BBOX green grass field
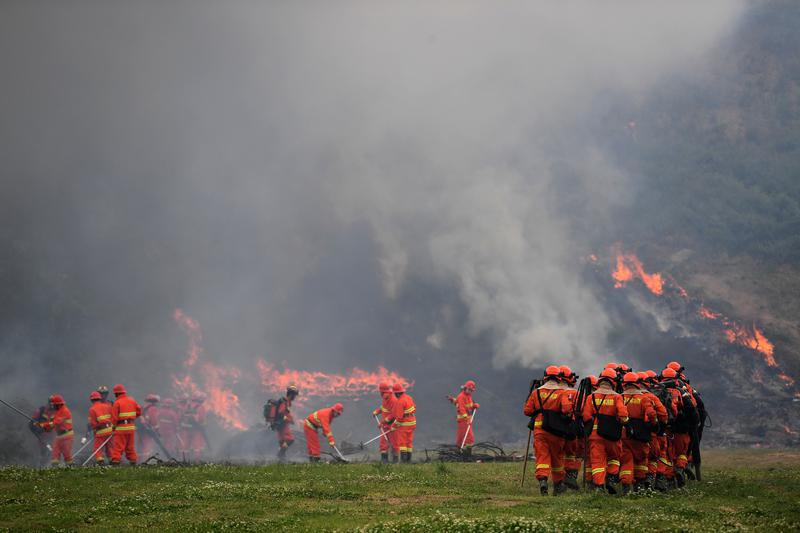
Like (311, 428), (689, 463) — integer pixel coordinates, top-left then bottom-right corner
(1, 449), (798, 532)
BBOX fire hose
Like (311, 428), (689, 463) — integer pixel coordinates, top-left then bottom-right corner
(81, 434), (114, 466)
(0, 398), (53, 451)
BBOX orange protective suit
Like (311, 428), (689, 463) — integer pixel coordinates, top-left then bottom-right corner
(523, 382), (573, 482)
(581, 386), (629, 486)
(643, 390), (668, 475)
(620, 389), (656, 486)
(304, 407), (337, 459)
(43, 404), (74, 465)
(180, 401), (207, 461)
(391, 393), (416, 454)
(373, 393), (398, 456)
(110, 394), (141, 464)
(273, 397), (295, 450)
(139, 403), (160, 458)
(454, 391), (478, 449)
(88, 401), (114, 463)
(157, 404), (180, 456)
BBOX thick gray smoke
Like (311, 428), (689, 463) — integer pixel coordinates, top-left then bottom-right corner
(0, 1), (744, 438)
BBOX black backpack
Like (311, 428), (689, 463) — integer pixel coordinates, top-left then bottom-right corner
(591, 395), (622, 442)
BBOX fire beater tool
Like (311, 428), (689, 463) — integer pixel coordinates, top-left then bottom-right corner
(0, 398), (53, 451)
(520, 378), (542, 487)
(331, 444), (349, 463)
(81, 434), (114, 466)
(460, 409), (477, 451)
(72, 435), (96, 459)
(361, 427), (393, 449)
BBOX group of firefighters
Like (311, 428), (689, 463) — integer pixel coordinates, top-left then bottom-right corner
(19, 359), (706, 501)
(522, 361), (706, 495)
(28, 384), (211, 466)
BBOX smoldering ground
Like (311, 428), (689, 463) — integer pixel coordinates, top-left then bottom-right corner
(0, 1), (746, 459)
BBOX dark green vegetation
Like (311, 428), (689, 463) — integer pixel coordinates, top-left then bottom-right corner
(0, 449), (798, 531)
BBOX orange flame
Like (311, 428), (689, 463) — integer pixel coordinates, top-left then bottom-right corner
(173, 308), (202, 367)
(257, 360), (412, 403)
(698, 306), (721, 320)
(173, 309), (246, 431)
(724, 323), (776, 367)
(611, 248), (663, 295)
(778, 373), (795, 387)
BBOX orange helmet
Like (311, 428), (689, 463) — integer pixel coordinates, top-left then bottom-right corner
(623, 372), (640, 385)
(587, 375), (599, 387)
(112, 384), (126, 395)
(145, 394), (160, 403)
(378, 382), (391, 393)
(464, 380), (476, 390)
(619, 363), (630, 372)
(661, 368), (678, 379)
(637, 371), (649, 381)
(605, 362), (617, 369)
(49, 394), (65, 406)
(89, 391), (102, 401)
(667, 361), (682, 371)
(599, 368), (617, 382)
(544, 365), (560, 380)
(392, 383), (406, 393)
(559, 365), (572, 376)
(332, 403), (344, 414)
(645, 370), (657, 379)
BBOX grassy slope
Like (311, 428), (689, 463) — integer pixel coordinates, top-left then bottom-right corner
(0, 449), (798, 532)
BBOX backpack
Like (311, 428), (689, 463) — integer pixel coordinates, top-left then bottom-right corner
(591, 395), (622, 441)
(264, 399), (286, 428)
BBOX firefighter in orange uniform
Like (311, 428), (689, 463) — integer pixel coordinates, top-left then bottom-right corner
(270, 384), (299, 462)
(181, 393), (208, 462)
(139, 394), (160, 459)
(110, 384), (142, 465)
(523, 366), (574, 495)
(157, 398), (180, 457)
(662, 366), (696, 487)
(304, 403), (343, 462)
(641, 370), (668, 490)
(373, 382), (398, 463)
(40, 394), (74, 466)
(451, 380), (479, 457)
(29, 402), (55, 467)
(88, 391), (114, 464)
(391, 383), (417, 463)
(559, 366), (582, 490)
(581, 368), (629, 493)
(620, 372), (657, 494)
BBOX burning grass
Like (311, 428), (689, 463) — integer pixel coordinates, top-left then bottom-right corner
(0, 449), (798, 531)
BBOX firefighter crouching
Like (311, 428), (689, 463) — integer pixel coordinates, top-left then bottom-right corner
(110, 384), (141, 465)
(88, 391), (114, 464)
(391, 383), (417, 463)
(523, 366), (574, 495)
(39, 394), (74, 466)
(373, 382), (398, 463)
(304, 403), (343, 462)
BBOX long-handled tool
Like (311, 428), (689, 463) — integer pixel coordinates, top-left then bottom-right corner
(331, 444), (348, 463)
(460, 409), (477, 451)
(81, 434), (113, 466)
(0, 398), (52, 451)
(374, 414), (391, 447)
(361, 427), (393, 448)
(521, 430), (532, 487)
(72, 435), (95, 459)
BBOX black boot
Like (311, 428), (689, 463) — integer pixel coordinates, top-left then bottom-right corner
(538, 478), (549, 496)
(277, 447), (287, 463)
(675, 468), (686, 487)
(553, 481), (567, 496)
(381, 452), (389, 464)
(400, 452), (409, 463)
(461, 447), (472, 460)
(309, 456), (320, 463)
(654, 474), (668, 492)
(685, 464), (696, 480)
(621, 484), (632, 496)
(564, 470), (580, 490)
(644, 473), (655, 490)
(392, 451), (399, 463)
(605, 476), (618, 495)
(406, 452), (412, 463)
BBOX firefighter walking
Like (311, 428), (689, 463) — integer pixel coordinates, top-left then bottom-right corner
(110, 384), (141, 465)
(304, 403), (343, 462)
(619, 372), (656, 494)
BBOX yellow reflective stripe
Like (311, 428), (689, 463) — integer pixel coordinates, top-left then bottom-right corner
(534, 421), (543, 427)
(620, 417), (629, 423)
(305, 419), (316, 429)
(313, 412), (322, 425)
(403, 406), (416, 414)
(97, 414), (111, 420)
(535, 463), (550, 469)
(398, 446), (413, 452)
(395, 420), (416, 426)
(115, 425), (136, 431)
(325, 432), (333, 438)
(120, 411), (136, 418)
(678, 454), (688, 460)
(634, 465), (650, 471)
(64, 419), (73, 424)
(381, 407), (390, 412)
(551, 467), (564, 472)
(95, 427), (113, 436)
(456, 414), (469, 420)
(608, 460), (620, 466)
(592, 467), (606, 474)
(620, 470), (633, 475)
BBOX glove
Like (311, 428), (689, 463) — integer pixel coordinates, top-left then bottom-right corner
(473, 403), (480, 409)
(80, 437), (88, 445)
(329, 440), (336, 447)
